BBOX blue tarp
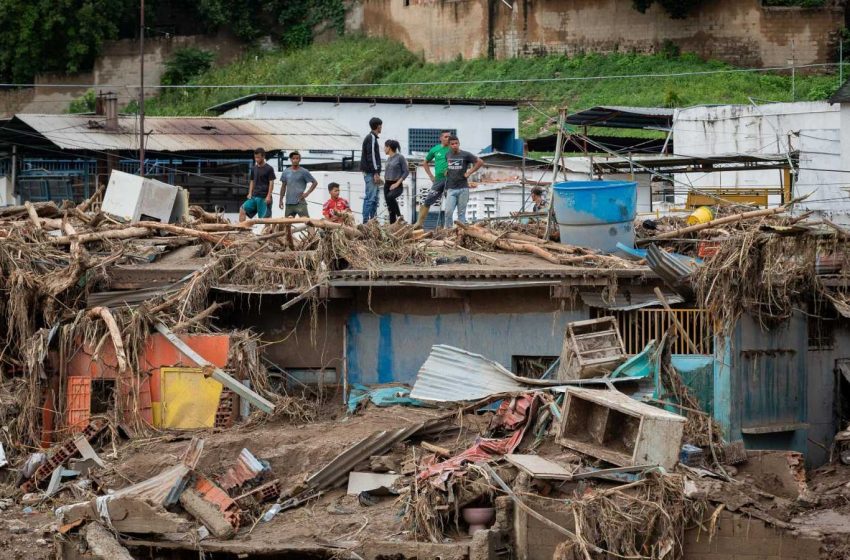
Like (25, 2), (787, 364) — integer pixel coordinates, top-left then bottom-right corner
(347, 384), (427, 413)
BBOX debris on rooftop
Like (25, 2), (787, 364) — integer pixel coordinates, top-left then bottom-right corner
(1, 169), (850, 559)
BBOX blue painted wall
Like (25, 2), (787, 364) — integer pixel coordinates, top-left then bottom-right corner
(346, 309), (584, 385)
(731, 313), (810, 459)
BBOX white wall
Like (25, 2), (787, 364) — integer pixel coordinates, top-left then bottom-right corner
(673, 102), (849, 223)
(221, 99), (520, 164)
(0, 177), (12, 206)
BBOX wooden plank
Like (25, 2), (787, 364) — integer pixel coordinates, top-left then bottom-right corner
(61, 498), (192, 535)
(82, 522), (134, 560)
(154, 323), (275, 414)
(505, 454), (574, 480)
(179, 488), (236, 539)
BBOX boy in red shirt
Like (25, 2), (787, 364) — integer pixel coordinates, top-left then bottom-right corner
(322, 182), (352, 224)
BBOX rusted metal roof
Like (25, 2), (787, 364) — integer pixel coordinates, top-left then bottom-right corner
(3, 114), (361, 153)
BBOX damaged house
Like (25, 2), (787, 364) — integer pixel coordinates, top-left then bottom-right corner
(2, 101), (850, 559)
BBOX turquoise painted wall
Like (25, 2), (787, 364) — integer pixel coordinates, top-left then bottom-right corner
(346, 310), (584, 385)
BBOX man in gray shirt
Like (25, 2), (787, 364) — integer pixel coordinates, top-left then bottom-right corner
(278, 151), (318, 217)
(443, 136), (483, 225)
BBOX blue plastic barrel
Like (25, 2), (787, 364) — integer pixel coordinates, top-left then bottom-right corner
(552, 180), (637, 253)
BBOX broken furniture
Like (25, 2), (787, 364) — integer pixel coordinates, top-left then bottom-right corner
(505, 454), (574, 481)
(557, 316), (627, 380)
(101, 170), (184, 224)
(556, 387), (685, 469)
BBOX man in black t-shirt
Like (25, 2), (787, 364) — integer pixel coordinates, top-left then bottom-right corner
(443, 136), (483, 225)
(240, 147), (276, 221)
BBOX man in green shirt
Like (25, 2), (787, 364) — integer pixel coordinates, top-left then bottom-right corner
(414, 130), (452, 229)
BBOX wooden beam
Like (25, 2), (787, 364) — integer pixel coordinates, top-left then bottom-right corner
(154, 323), (275, 414)
(179, 489), (236, 539)
(82, 522), (134, 560)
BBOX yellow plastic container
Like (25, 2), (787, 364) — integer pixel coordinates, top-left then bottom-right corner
(687, 206), (715, 226)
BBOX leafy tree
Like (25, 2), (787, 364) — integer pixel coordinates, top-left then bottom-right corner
(161, 47), (215, 85)
(195, 0), (346, 48)
(0, 0), (135, 83)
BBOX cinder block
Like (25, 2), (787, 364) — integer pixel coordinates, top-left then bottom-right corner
(741, 519), (777, 539)
(738, 538), (782, 556)
(781, 535), (822, 559)
(683, 531), (715, 553)
(683, 553), (729, 560)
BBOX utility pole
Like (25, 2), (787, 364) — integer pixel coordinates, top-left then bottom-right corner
(520, 141), (527, 212)
(790, 40), (796, 102)
(139, 0), (145, 176)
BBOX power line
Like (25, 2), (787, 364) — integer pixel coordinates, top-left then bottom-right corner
(0, 62), (838, 90)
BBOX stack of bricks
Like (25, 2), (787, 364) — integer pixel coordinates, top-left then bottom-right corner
(683, 511), (822, 560)
(214, 389), (236, 428)
(21, 419), (107, 493)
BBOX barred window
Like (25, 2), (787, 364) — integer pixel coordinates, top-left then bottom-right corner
(408, 128), (456, 153)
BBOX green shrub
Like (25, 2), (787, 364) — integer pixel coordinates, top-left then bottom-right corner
(161, 47), (216, 86)
(68, 90), (97, 114)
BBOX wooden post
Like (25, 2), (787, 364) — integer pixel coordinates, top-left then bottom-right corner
(544, 108), (566, 240)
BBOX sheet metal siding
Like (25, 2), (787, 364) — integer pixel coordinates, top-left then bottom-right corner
(346, 310), (584, 385)
(805, 323), (850, 467)
(732, 313), (808, 454)
(13, 115), (361, 152)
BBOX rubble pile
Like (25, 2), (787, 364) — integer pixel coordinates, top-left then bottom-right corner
(2, 186), (850, 560)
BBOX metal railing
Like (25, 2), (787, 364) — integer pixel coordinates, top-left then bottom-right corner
(593, 307), (714, 355)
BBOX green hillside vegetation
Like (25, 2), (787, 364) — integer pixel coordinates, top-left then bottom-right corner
(143, 36), (843, 138)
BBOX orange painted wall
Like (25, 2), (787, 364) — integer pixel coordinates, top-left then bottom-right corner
(60, 333), (231, 434)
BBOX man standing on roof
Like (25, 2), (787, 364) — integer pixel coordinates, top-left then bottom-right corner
(240, 147), (276, 222)
(360, 117), (383, 223)
(278, 151), (318, 218)
(413, 130), (452, 229)
(443, 135), (483, 225)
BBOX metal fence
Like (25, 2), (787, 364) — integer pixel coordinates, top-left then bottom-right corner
(593, 307), (714, 355)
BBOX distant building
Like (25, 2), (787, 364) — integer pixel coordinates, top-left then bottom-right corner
(0, 101), (360, 212)
(672, 101), (845, 221)
(208, 94), (522, 165)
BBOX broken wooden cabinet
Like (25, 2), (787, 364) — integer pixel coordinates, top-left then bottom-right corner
(557, 316), (626, 380)
(556, 387), (685, 469)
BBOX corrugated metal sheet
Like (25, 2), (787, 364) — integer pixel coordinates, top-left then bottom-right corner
(646, 244), (700, 295)
(580, 290), (684, 311)
(12, 114), (361, 153)
(305, 427), (419, 491)
(409, 345), (563, 403)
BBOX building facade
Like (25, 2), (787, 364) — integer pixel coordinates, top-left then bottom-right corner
(209, 94), (522, 162)
(671, 101), (848, 222)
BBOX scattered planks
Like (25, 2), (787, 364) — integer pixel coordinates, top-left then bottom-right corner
(237, 216), (362, 238)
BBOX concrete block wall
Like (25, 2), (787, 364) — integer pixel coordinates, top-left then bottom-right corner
(353, 0), (844, 68)
(684, 511), (822, 559)
(0, 31), (244, 115)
